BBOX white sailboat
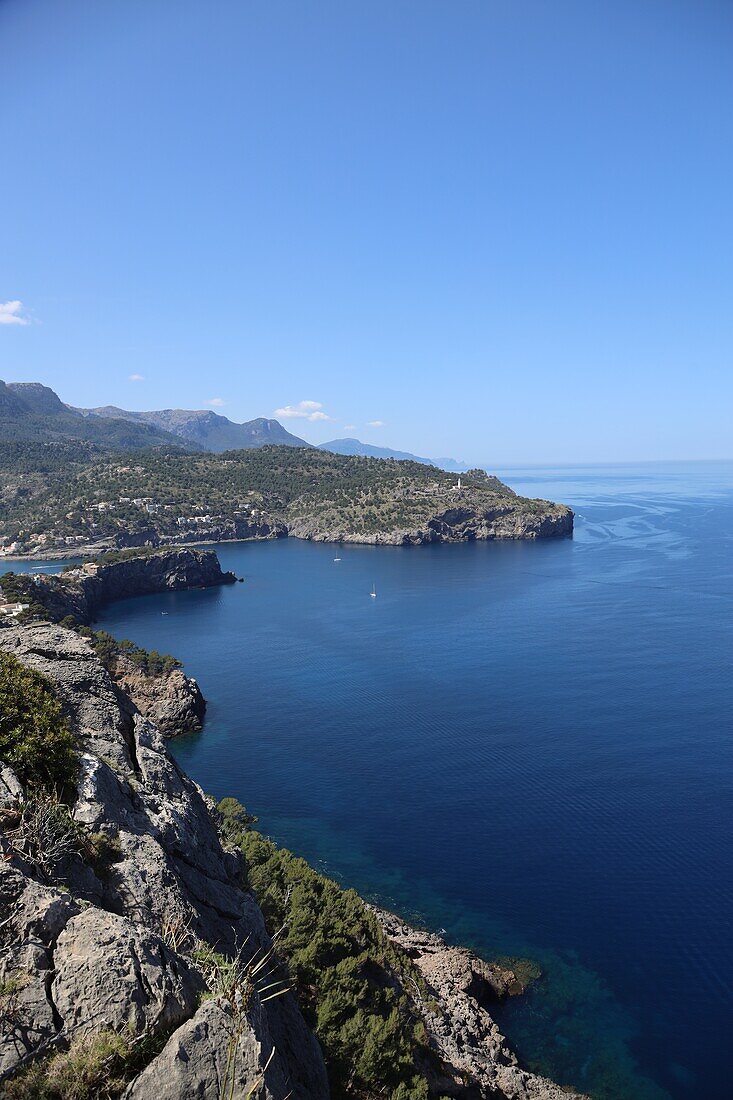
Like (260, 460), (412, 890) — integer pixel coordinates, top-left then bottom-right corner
(370, 583), (377, 598)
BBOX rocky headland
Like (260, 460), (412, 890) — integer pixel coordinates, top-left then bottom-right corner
(0, 547), (236, 625)
(286, 499), (573, 546)
(0, 444), (573, 558)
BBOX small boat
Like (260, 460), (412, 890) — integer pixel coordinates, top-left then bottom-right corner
(333, 557), (341, 562)
(370, 584), (377, 599)
(161, 612), (168, 616)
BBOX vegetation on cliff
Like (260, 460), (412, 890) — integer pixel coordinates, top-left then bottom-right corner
(74, 626), (182, 678)
(0, 651), (77, 792)
(3, 1026), (169, 1100)
(0, 440), (569, 553)
(218, 798), (439, 1100)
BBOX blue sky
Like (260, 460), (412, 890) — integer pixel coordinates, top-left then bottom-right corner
(1, 0), (731, 464)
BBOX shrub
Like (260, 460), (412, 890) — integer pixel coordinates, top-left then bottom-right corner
(73, 627), (181, 679)
(4, 792), (84, 881)
(4, 1029), (167, 1100)
(217, 796), (257, 843)
(225, 809), (440, 1100)
(0, 652), (77, 793)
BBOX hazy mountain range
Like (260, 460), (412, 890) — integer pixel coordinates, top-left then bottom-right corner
(0, 381), (189, 450)
(0, 379), (469, 470)
(80, 404), (307, 451)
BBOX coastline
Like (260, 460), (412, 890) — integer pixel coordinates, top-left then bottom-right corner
(0, 546), (586, 1097)
(0, 611), (585, 1099)
(1, 517), (573, 564)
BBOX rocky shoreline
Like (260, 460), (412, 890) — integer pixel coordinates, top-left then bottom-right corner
(0, 549), (585, 1098)
(0, 547), (236, 624)
(0, 619), (585, 1098)
(374, 911), (585, 1100)
(1, 499), (573, 561)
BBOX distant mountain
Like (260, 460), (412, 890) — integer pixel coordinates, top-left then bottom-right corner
(433, 456), (470, 473)
(318, 438), (434, 464)
(0, 381), (193, 450)
(2, 380), (471, 466)
(80, 406), (310, 453)
(319, 437), (471, 472)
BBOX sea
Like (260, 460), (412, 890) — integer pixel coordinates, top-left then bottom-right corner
(5, 461), (733, 1100)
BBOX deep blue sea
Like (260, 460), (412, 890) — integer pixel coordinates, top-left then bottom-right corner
(7, 462), (733, 1100)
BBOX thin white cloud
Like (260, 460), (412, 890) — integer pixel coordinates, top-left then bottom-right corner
(343, 424), (356, 431)
(128, 373), (145, 382)
(274, 400), (334, 423)
(206, 397), (225, 407)
(0, 300), (29, 326)
(367, 420), (385, 428)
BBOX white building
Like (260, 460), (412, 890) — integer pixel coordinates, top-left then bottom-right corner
(0, 602), (30, 618)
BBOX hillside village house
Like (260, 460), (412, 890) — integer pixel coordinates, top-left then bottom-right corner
(0, 602), (30, 618)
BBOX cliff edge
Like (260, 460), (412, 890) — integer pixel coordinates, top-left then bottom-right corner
(0, 621), (585, 1099)
(0, 547), (235, 625)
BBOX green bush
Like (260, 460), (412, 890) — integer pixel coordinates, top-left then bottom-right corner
(0, 652), (77, 792)
(4, 1028), (167, 1100)
(75, 627), (181, 678)
(218, 800), (438, 1100)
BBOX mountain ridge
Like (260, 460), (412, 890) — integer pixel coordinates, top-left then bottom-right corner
(78, 403), (311, 452)
(318, 436), (470, 471)
(0, 380), (195, 451)
(4, 380), (472, 468)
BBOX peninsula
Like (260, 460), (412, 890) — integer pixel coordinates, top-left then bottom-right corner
(0, 442), (572, 559)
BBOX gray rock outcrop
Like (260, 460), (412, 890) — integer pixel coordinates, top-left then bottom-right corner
(123, 998), (293, 1100)
(52, 908), (204, 1037)
(3, 547), (235, 625)
(375, 910), (587, 1100)
(0, 622), (328, 1098)
(106, 656), (206, 737)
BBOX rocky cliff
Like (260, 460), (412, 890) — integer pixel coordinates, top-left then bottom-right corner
(286, 500), (573, 545)
(0, 622), (328, 1098)
(0, 620), (586, 1099)
(103, 653), (206, 738)
(1, 547), (236, 625)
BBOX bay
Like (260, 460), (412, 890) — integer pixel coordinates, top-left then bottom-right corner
(7, 461), (733, 1099)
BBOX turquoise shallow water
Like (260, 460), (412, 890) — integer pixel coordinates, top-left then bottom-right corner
(8, 461), (733, 1099)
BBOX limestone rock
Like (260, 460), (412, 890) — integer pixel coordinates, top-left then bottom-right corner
(374, 909), (587, 1100)
(0, 864), (80, 1075)
(52, 908), (204, 1037)
(0, 764), (23, 809)
(107, 656), (206, 737)
(0, 622), (328, 1099)
(124, 998), (294, 1100)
